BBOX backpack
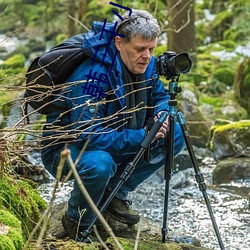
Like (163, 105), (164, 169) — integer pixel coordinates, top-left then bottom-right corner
(24, 34), (87, 115)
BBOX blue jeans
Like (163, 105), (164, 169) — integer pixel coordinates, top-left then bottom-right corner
(41, 123), (185, 226)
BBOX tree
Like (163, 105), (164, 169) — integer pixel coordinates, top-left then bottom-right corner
(166, 0), (196, 62)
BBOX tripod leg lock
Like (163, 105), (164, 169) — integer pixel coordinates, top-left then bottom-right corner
(195, 172), (207, 192)
(120, 162), (135, 182)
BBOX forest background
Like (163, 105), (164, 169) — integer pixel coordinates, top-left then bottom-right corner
(0, 1), (250, 249)
(0, 0), (250, 126)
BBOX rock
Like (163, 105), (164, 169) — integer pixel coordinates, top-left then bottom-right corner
(181, 89), (199, 105)
(170, 168), (193, 189)
(213, 157), (250, 184)
(209, 120), (250, 160)
(0, 174), (47, 249)
(44, 202), (211, 250)
(235, 57), (250, 116)
(179, 100), (211, 148)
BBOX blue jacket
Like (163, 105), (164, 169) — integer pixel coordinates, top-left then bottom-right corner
(44, 21), (170, 156)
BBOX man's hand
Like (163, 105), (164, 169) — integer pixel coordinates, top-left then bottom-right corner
(154, 111), (169, 139)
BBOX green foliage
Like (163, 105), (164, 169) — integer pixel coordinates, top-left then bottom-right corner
(199, 91), (248, 121)
(234, 57), (250, 116)
(154, 44), (167, 57)
(213, 67), (235, 86)
(0, 209), (24, 250)
(0, 175), (47, 239)
(196, 0), (250, 47)
(1, 54), (25, 69)
(0, 54), (26, 84)
(0, 235), (16, 250)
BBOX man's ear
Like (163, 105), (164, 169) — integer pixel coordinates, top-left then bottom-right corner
(115, 36), (122, 51)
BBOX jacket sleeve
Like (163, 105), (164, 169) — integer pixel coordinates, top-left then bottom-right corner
(66, 61), (146, 156)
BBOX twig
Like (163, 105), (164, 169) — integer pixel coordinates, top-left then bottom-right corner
(93, 225), (109, 250)
(61, 148), (124, 250)
(22, 154), (65, 249)
(68, 14), (90, 31)
(134, 220), (142, 250)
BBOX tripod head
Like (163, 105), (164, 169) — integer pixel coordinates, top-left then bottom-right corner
(168, 76), (182, 100)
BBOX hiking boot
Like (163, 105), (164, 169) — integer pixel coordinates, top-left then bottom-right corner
(105, 196), (140, 225)
(61, 213), (97, 243)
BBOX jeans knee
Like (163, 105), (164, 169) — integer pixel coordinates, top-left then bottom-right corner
(77, 151), (117, 181)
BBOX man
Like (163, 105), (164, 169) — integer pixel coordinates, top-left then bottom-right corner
(41, 9), (185, 241)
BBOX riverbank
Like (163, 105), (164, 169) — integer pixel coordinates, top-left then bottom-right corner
(38, 155), (250, 250)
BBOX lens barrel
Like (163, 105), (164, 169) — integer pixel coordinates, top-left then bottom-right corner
(156, 51), (192, 79)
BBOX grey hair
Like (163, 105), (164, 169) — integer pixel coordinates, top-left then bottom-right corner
(116, 9), (160, 43)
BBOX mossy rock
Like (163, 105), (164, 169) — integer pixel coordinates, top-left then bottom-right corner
(0, 209), (24, 250)
(213, 67), (235, 86)
(28, 237), (211, 250)
(179, 100), (210, 148)
(213, 157), (250, 184)
(235, 57), (250, 116)
(209, 120), (250, 160)
(107, 237), (210, 250)
(0, 174), (47, 239)
(0, 54), (26, 86)
(199, 92), (249, 122)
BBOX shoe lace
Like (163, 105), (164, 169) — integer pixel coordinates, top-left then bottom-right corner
(123, 199), (132, 209)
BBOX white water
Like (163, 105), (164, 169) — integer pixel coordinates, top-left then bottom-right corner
(39, 157), (250, 250)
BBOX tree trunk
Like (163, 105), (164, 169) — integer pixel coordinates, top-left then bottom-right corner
(67, 0), (77, 36)
(167, 0), (196, 62)
(78, 0), (88, 20)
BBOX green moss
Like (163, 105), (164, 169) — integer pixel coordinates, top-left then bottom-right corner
(209, 120), (250, 150)
(0, 209), (21, 229)
(0, 235), (16, 250)
(213, 67), (235, 86)
(154, 45), (167, 57)
(7, 228), (24, 249)
(2, 54), (25, 69)
(0, 54), (26, 86)
(106, 237), (207, 250)
(0, 209), (24, 249)
(234, 57), (250, 116)
(213, 120), (250, 133)
(0, 175), (47, 239)
(199, 95), (224, 107)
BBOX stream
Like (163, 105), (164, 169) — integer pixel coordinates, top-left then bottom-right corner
(38, 155), (250, 250)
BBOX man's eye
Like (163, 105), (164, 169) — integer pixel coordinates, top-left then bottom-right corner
(136, 48), (144, 52)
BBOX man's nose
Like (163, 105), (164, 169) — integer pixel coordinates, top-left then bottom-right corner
(142, 49), (151, 59)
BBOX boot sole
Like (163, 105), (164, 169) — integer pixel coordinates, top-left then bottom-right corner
(105, 210), (140, 225)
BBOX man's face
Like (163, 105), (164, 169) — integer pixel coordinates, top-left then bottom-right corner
(115, 35), (157, 74)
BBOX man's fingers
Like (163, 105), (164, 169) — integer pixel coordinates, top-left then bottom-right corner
(155, 132), (165, 139)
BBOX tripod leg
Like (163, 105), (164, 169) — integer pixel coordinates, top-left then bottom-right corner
(162, 114), (175, 243)
(177, 112), (225, 250)
(81, 112), (168, 240)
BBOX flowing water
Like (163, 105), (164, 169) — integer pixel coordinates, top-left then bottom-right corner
(38, 156), (250, 250)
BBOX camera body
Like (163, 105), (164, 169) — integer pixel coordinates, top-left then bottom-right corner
(156, 51), (192, 79)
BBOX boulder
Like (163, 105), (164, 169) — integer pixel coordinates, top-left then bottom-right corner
(209, 120), (250, 160)
(213, 157), (250, 184)
(235, 57), (250, 116)
(179, 100), (211, 148)
(42, 202), (211, 250)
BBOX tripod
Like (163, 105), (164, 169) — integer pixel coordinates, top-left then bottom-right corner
(162, 77), (225, 249)
(82, 77), (225, 250)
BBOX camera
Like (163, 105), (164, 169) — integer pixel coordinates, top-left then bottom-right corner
(156, 51), (192, 79)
